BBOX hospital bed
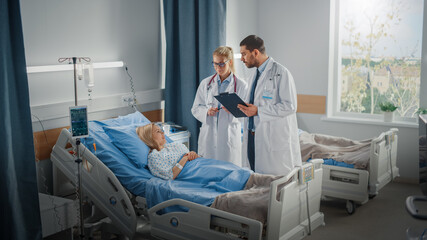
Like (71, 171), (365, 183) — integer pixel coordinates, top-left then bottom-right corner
(50, 112), (325, 239)
(302, 128), (399, 214)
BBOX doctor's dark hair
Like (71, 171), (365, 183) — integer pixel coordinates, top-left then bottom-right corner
(136, 123), (161, 151)
(213, 46), (235, 73)
(240, 35), (266, 54)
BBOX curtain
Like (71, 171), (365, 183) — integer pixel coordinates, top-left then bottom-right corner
(163, 0), (226, 151)
(0, 0), (42, 239)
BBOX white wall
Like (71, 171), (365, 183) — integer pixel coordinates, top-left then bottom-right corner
(20, 0), (163, 131)
(226, 0), (259, 50)
(255, 0), (421, 181)
(226, 0), (258, 81)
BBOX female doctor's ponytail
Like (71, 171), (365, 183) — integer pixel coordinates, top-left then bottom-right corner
(213, 46), (235, 73)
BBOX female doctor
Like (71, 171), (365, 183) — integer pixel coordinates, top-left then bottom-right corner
(191, 46), (248, 166)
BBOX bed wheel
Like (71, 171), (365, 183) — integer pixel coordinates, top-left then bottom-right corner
(369, 194), (377, 199)
(346, 200), (356, 215)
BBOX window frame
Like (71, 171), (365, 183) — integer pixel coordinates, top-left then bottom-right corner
(327, 0), (419, 125)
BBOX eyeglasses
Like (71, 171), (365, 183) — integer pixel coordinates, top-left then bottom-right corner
(212, 59), (230, 68)
(154, 129), (164, 134)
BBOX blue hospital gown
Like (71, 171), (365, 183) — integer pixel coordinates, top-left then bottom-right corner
(148, 142), (189, 180)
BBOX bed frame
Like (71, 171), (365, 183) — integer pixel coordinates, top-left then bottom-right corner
(51, 128), (325, 239)
(320, 128), (399, 214)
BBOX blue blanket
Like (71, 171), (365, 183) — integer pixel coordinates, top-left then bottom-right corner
(82, 113), (252, 213)
(145, 158), (252, 212)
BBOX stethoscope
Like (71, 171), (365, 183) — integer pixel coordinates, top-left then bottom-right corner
(269, 62), (281, 79)
(207, 73), (237, 93)
(266, 62), (281, 89)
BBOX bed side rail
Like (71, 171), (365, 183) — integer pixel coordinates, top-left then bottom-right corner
(369, 128), (399, 195)
(321, 164), (369, 204)
(266, 162), (324, 240)
(148, 198), (263, 240)
(50, 129), (137, 238)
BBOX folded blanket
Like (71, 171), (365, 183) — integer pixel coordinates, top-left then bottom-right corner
(210, 173), (287, 224)
(299, 131), (372, 169)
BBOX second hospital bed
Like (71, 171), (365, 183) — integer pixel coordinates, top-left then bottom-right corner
(50, 111), (325, 240)
(300, 128), (399, 214)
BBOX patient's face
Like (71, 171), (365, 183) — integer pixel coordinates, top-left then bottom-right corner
(152, 125), (166, 147)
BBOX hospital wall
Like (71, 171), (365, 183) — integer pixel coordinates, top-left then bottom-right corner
(254, 0), (423, 182)
(226, 0), (259, 79)
(19, 0), (163, 192)
(21, 0), (163, 133)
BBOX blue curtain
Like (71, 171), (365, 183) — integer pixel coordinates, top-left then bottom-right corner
(0, 0), (42, 239)
(163, 0), (226, 151)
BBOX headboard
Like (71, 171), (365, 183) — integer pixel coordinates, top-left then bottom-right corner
(33, 109), (163, 161)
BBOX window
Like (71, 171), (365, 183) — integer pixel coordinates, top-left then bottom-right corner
(329, 0), (423, 122)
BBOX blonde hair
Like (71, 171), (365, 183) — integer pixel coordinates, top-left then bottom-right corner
(213, 46), (235, 73)
(136, 123), (161, 151)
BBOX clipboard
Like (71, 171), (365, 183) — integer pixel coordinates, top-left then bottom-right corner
(214, 93), (248, 118)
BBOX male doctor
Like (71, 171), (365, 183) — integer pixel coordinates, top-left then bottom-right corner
(237, 35), (302, 176)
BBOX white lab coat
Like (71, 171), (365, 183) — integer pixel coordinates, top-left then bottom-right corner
(242, 58), (302, 175)
(191, 73), (248, 166)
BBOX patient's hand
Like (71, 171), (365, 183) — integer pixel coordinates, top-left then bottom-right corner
(185, 151), (199, 161)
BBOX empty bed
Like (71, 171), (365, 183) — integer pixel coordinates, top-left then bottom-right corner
(300, 128), (399, 214)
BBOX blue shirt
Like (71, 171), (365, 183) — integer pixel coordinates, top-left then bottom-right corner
(217, 73), (232, 109)
(257, 57), (270, 75)
(217, 73), (232, 93)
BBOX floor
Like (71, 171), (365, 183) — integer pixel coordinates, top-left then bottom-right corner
(306, 181), (427, 240)
(45, 181), (427, 240)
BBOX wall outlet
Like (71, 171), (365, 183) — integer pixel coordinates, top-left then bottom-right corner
(121, 94), (135, 106)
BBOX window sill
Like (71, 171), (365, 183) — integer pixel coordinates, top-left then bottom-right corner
(321, 116), (418, 128)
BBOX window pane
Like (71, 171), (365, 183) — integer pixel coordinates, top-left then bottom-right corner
(338, 0), (423, 118)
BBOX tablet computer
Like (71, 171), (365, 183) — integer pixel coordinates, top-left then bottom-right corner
(69, 105), (89, 138)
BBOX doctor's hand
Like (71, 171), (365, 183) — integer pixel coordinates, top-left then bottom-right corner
(207, 107), (219, 116)
(185, 151), (199, 161)
(237, 103), (258, 117)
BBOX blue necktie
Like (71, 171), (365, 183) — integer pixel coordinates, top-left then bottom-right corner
(248, 70), (260, 131)
(247, 70), (260, 171)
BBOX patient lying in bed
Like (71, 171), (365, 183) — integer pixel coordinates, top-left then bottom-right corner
(136, 123), (283, 224)
(136, 123), (202, 180)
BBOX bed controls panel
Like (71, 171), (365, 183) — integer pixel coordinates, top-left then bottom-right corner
(299, 163), (314, 184)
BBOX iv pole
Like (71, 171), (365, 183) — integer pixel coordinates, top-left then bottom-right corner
(58, 56), (91, 239)
(58, 57), (91, 106)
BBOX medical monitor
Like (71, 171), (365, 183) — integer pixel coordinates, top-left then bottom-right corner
(70, 105), (89, 138)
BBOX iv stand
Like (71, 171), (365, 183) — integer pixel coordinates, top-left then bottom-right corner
(58, 57), (91, 106)
(58, 56), (91, 239)
(75, 138), (84, 239)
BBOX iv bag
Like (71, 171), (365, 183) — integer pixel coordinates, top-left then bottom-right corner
(76, 63), (84, 80)
(83, 63), (94, 89)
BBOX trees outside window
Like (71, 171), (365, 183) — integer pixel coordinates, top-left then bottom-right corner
(332, 0), (423, 120)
